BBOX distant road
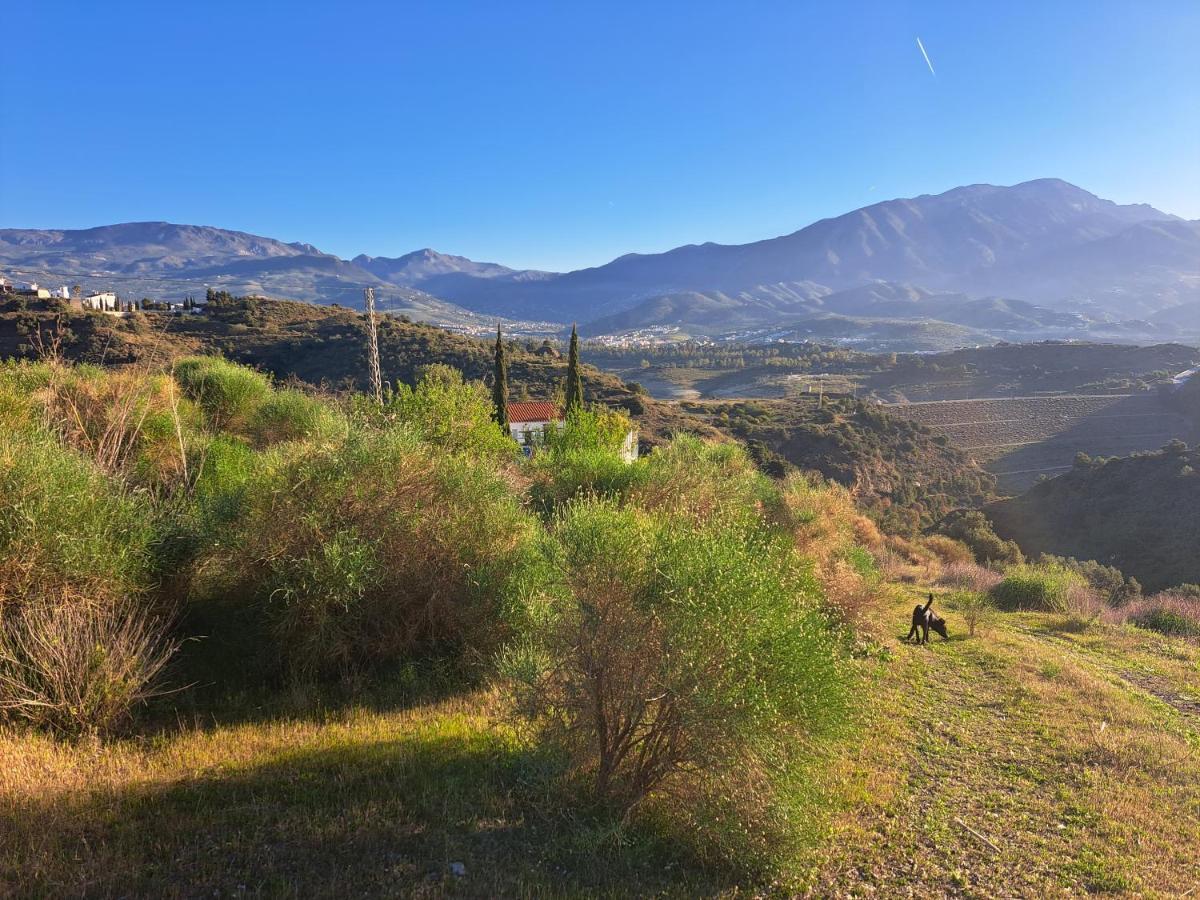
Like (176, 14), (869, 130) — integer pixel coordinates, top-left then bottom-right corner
(882, 394), (1136, 406)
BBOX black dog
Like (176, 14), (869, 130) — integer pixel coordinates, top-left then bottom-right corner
(906, 593), (948, 643)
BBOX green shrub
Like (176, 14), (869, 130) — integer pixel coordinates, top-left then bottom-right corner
(199, 427), (548, 678)
(632, 435), (774, 526)
(0, 429), (156, 596)
(529, 446), (647, 514)
(1121, 593), (1200, 638)
(188, 434), (264, 531)
(174, 356), (271, 433)
(935, 509), (1023, 567)
(0, 429), (173, 734)
(502, 499), (847, 868)
(947, 590), (994, 636)
(528, 407), (643, 514)
(0, 360), (51, 433)
(379, 364), (517, 462)
(248, 387), (346, 447)
(991, 564), (1083, 613)
(1037, 554), (1141, 606)
(543, 405), (633, 456)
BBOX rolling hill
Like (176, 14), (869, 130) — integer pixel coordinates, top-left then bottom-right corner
(987, 443), (1200, 590)
(0, 223), (490, 327)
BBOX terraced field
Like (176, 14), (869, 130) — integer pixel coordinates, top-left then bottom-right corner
(886, 393), (1199, 493)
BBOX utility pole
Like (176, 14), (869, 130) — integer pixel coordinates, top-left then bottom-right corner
(364, 287), (383, 405)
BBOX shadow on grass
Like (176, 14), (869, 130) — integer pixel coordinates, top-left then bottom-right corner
(896, 633), (962, 645)
(141, 599), (479, 737)
(1, 728), (734, 898)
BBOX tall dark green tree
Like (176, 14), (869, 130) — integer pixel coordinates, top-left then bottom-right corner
(565, 323), (584, 414)
(492, 324), (510, 431)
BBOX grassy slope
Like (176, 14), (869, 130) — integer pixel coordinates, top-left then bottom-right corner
(812, 590), (1200, 896)
(5, 593), (1198, 897)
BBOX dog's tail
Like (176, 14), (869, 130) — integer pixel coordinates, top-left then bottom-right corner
(925, 592), (934, 610)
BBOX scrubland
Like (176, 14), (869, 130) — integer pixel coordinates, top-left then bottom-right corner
(2, 356), (1199, 897)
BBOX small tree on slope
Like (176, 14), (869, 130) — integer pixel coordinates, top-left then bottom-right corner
(565, 324), (584, 414)
(493, 324), (510, 432)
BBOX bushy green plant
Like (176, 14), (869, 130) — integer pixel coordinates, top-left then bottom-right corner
(543, 405), (632, 456)
(947, 589), (994, 636)
(174, 356), (271, 433)
(189, 434), (263, 529)
(529, 448), (646, 515)
(1037, 554), (1141, 606)
(380, 364), (517, 461)
(0, 429), (173, 734)
(1120, 592), (1200, 638)
(0, 429), (156, 596)
(632, 435), (774, 526)
(528, 407), (642, 514)
(248, 387), (346, 447)
(503, 499), (847, 865)
(935, 509), (1023, 567)
(199, 426), (548, 677)
(0, 360), (51, 433)
(991, 563), (1083, 612)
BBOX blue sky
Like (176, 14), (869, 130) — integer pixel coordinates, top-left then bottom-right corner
(2, 1), (1198, 271)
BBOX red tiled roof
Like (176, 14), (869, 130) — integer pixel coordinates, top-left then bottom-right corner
(507, 401), (561, 423)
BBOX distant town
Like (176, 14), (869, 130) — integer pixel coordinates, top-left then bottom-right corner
(0, 276), (204, 315)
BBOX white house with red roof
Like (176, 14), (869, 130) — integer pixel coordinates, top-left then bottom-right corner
(506, 401), (563, 455)
(506, 401), (638, 461)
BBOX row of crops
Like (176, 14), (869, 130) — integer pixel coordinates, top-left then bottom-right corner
(887, 394), (1199, 493)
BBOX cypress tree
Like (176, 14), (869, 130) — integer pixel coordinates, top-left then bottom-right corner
(492, 324), (510, 432)
(565, 323), (584, 414)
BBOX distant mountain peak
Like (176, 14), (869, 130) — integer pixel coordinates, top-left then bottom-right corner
(2, 180), (1194, 341)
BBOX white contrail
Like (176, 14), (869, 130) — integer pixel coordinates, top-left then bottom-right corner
(916, 36), (936, 76)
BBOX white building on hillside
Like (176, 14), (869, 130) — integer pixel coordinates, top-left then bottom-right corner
(505, 401), (638, 461)
(82, 292), (118, 311)
(507, 401), (562, 456)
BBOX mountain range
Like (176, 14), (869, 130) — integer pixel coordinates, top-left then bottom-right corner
(3, 179), (1198, 346)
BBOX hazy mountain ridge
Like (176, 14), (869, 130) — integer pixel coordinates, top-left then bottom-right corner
(424, 179), (1190, 322)
(0, 222), (493, 326)
(3, 180), (1197, 343)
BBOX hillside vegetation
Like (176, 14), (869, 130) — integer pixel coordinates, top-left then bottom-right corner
(988, 442), (1200, 591)
(0, 295), (714, 450)
(2, 354), (1200, 894)
(0, 354), (885, 892)
(679, 396), (997, 533)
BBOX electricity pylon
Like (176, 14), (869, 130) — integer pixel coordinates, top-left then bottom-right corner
(364, 287), (383, 405)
